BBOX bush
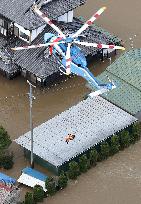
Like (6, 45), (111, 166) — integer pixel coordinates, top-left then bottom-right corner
(100, 142), (110, 160)
(89, 148), (98, 166)
(24, 192), (34, 204)
(79, 154), (88, 173)
(110, 135), (120, 155)
(45, 177), (56, 196)
(58, 171), (68, 189)
(68, 161), (80, 180)
(1, 151), (14, 169)
(119, 130), (130, 150)
(0, 126), (11, 150)
(33, 185), (44, 202)
(131, 123), (141, 142)
(87, 159), (91, 169)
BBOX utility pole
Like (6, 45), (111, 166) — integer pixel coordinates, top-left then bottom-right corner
(27, 80), (36, 169)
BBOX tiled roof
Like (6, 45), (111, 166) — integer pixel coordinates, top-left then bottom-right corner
(0, 18), (122, 77)
(15, 96), (137, 167)
(0, 0), (86, 29)
(96, 49), (141, 115)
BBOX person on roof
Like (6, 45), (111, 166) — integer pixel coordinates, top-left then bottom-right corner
(65, 134), (75, 144)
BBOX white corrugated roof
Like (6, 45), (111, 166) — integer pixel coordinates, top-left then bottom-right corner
(15, 96), (137, 167)
(18, 173), (47, 192)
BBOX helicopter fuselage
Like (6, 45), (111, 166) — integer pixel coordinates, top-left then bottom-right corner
(44, 33), (114, 92)
(44, 33), (87, 68)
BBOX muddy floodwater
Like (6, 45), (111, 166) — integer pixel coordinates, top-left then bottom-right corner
(1, 0), (141, 203)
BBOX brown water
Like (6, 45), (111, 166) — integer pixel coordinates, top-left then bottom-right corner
(1, 0), (141, 203)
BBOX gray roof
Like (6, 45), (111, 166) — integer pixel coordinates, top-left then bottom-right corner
(13, 18), (122, 78)
(0, 0), (86, 29)
(15, 96), (137, 167)
(0, 36), (19, 74)
(0, 18), (122, 77)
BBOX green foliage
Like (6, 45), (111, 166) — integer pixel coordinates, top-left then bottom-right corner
(68, 161), (80, 180)
(110, 135), (120, 155)
(89, 148), (98, 166)
(0, 126), (11, 150)
(131, 123), (141, 142)
(24, 192), (34, 204)
(119, 130), (130, 150)
(100, 142), (110, 160)
(79, 154), (88, 173)
(45, 177), (56, 196)
(87, 159), (91, 169)
(58, 171), (68, 189)
(33, 185), (44, 202)
(1, 151), (14, 169)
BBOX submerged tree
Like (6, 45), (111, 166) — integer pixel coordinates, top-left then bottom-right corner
(24, 192), (34, 204)
(89, 148), (98, 166)
(110, 135), (120, 155)
(100, 141), (110, 160)
(1, 150), (14, 169)
(119, 130), (130, 149)
(58, 171), (68, 189)
(0, 126), (11, 150)
(33, 185), (45, 202)
(79, 154), (88, 173)
(45, 177), (56, 196)
(68, 161), (80, 179)
(131, 123), (141, 142)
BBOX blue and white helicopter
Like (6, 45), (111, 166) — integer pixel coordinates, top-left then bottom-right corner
(12, 5), (125, 97)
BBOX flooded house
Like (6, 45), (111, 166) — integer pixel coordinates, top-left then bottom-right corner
(15, 96), (137, 174)
(0, 0), (122, 86)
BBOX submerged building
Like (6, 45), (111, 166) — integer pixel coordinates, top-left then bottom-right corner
(0, 0), (122, 85)
(0, 173), (20, 204)
(15, 49), (141, 174)
(96, 49), (141, 116)
(15, 96), (137, 174)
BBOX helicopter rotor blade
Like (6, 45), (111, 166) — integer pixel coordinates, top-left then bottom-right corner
(11, 41), (65, 51)
(65, 43), (71, 75)
(72, 7), (106, 39)
(33, 4), (66, 39)
(74, 41), (125, 50)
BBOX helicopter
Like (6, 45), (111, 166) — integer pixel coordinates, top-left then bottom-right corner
(12, 5), (125, 96)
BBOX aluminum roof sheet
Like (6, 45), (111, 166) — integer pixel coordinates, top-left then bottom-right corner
(15, 96), (137, 167)
(18, 173), (47, 191)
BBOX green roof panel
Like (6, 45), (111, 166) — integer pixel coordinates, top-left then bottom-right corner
(96, 49), (141, 115)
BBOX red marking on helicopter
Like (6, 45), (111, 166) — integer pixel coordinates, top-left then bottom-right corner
(109, 45), (115, 49)
(48, 20), (53, 25)
(94, 13), (100, 18)
(87, 20), (93, 25)
(49, 37), (63, 54)
(97, 44), (102, 48)
(67, 59), (71, 62)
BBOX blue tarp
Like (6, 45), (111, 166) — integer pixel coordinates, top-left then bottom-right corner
(0, 172), (16, 184)
(22, 167), (48, 182)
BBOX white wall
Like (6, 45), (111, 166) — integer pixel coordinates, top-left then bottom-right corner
(14, 23), (30, 42)
(31, 24), (46, 42)
(14, 23), (46, 43)
(14, 23), (30, 36)
(58, 10), (73, 23)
